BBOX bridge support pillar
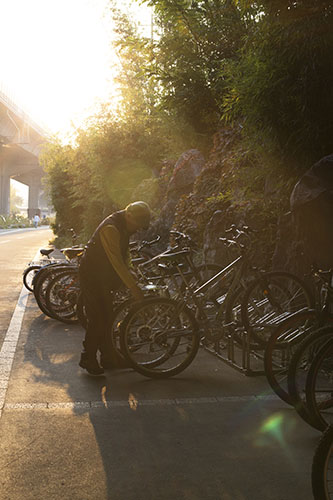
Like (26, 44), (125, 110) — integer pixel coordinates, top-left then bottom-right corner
(27, 177), (42, 218)
(0, 164), (10, 215)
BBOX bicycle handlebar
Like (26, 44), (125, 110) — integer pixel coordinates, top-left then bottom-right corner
(169, 230), (199, 252)
(129, 235), (161, 251)
(138, 235), (161, 250)
(170, 230), (192, 242)
(219, 237), (245, 250)
(308, 265), (333, 289)
(225, 224), (253, 236)
(221, 224), (255, 251)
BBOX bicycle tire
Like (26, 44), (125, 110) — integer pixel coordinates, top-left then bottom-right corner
(23, 265), (42, 292)
(312, 424), (333, 499)
(104, 291), (159, 362)
(306, 337), (333, 432)
(32, 262), (70, 292)
(33, 265), (77, 319)
(264, 308), (318, 405)
(242, 271), (314, 346)
(288, 326), (333, 427)
(108, 297), (134, 362)
(120, 297), (200, 378)
(45, 269), (80, 323)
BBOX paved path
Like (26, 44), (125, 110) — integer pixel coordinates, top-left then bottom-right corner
(0, 229), (319, 499)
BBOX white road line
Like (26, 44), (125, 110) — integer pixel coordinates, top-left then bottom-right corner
(0, 286), (29, 418)
(0, 249), (41, 418)
(0, 226), (50, 236)
(0, 242), (280, 416)
(2, 395), (280, 411)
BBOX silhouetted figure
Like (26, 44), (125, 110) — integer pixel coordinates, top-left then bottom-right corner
(79, 201), (151, 376)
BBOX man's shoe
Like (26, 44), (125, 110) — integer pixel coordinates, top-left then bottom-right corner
(79, 353), (104, 376)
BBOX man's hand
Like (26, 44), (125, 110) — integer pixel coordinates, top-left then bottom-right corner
(130, 286), (144, 302)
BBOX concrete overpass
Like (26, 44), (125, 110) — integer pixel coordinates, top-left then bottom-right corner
(0, 89), (49, 217)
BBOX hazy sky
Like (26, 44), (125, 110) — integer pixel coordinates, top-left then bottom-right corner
(0, 0), (152, 136)
(2, 0), (152, 205)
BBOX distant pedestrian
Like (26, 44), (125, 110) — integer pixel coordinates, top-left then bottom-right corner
(33, 214), (40, 228)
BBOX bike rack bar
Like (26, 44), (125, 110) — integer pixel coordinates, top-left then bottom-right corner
(202, 324), (268, 376)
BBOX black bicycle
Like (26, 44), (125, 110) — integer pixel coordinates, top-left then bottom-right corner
(119, 226), (312, 378)
(264, 267), (332, 407)
(312, 425), (333, 499)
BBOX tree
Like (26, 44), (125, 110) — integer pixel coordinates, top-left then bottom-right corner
(223, 0), (333, 167)
(142, 0), (247, 134)
(10, 184), (24, 214)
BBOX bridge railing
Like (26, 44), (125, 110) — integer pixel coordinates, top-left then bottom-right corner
(0, 82), (48, 139)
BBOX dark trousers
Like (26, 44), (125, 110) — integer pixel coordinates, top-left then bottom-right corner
(79, 261), (121, 363)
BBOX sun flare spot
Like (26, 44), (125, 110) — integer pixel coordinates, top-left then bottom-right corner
(128, 393), (138, 411)
(260, 414), (284, 437)
(101, 386), (107, 408)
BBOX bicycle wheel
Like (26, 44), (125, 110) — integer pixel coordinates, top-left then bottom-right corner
(32, 262), (69, 290)
(264, 308), (318, 405)
(312, 425), (333, 499)
(109, 297), (134, 362)
(288, 326), (333, 427)
(242, 271), (314, 345)
(306, 338), (333, 431)
(120, 297), (200, 378)
(33, 264), (76, 319)
(23, 265), (42, 292)
(45, 269), (80, 323)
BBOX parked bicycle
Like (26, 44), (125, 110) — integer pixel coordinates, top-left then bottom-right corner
(22, 228), (81, 292)
(118, 226), (312, 378)
(264, 267), (333, 410)
(312, 425), (333, 499)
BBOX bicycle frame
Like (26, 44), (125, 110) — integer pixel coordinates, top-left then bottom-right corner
(159, 248), (254, 341)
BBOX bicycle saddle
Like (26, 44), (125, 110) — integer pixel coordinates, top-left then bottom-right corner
(40, 248), (54, 257)
(61, 248), (85, 259)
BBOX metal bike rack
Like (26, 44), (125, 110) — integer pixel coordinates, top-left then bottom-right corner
(202, 311), (298, 376)
(202, 326), (266, 376)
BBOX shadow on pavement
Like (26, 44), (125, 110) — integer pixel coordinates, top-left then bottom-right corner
(18, 313), (317, 500)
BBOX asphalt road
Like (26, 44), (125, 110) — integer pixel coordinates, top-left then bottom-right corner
(0, 228), (319, 499)
(0, 226), (54, 344)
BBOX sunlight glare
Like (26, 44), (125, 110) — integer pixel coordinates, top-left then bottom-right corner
(0, 0), (115, 134)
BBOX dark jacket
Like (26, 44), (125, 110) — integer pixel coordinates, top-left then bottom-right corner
(80, 210), (129, 289)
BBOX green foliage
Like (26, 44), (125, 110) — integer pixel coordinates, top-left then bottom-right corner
(9, 185), (24, 215)
(43, 0), (333, 258)
(0, 214), (32, 229)
(131, 177), (160, 207)
(105, 159), (152, 206)
(142, 0), (247, 134)
(206, 190), (233, 206)
(224, 1), (333, 167)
